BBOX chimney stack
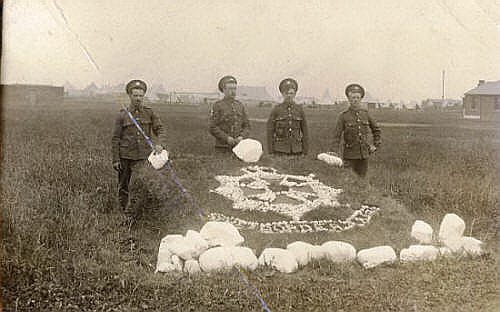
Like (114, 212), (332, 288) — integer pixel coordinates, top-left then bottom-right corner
(478, 80), (486, 86)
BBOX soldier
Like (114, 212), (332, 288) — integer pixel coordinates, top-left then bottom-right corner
(332, 83), (381, 177)
(111, 80), (166, 216)
(209, 75), (250, 153)
(267, 78), (309, 155)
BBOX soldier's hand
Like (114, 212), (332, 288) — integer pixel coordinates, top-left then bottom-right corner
(227, 136), (236, 146)
(113, 162), (121, 171)
(369, 145), (377, 154)
(236, 136), (244, 144)
(153, 144), (163, 154)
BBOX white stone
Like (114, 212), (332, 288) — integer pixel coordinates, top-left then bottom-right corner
(310, 245), (325, 261)
(317, 153), (343, 167)
(185, 230), (209, 256)
(258, 248), (298, 273)
(321, 241), (356, 263)
(164, 236), (199, 261)
(439, 247), (454, 258)
(148, 149), (169, 169)
(184, 259), (202, 274)
(200, 222), (245, 247)
(171, 255), (183, 271)
(357, 246), (397, 269)
(232, 139), (263, 163)
(199, 247), (233, 272)
(400, 245), (439, 262)
(230, 246), (259, 271)
(286, 241), (315, 266)
(438, 213), (465, 243)
(155, 241), (175, 273)
(411, 220), (434, 244)
(461, 236), (484, 256)
(160, 234), (183, 244)
(443, 237), (464, 253)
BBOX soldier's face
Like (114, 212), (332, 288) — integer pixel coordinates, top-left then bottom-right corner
(129, 89), (145, 106)
(348, 92), (362, 107)
(223, 83), (237, 98)
(282, 88), (297, 102)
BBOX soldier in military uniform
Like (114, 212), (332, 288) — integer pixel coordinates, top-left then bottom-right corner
(267, 78), (309, 155)
(111, 80), (166, 215)
(332, 84), (381, 177)
(209, 75), (250, 153)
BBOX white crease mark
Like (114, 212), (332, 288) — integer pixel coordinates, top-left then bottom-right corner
(46, 0), (101, 72)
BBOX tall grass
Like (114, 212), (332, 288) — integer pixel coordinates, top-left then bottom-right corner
(1, 100), (498, 311)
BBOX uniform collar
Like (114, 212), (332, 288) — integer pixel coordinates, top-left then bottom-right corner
(128, 103), (144, 113)
(283, 99), (295, 106)
(223, 96), (236, 102)
(348, 105), (364, 112)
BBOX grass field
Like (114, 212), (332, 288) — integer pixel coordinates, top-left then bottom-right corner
(1, 98), (499, 311)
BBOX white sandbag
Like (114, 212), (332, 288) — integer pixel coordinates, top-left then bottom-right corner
(461, 236), (484, 256)
(230, 246), (259, 271)
(232, 139), (263, 163)
(258, 248), (298, 273)
(200, 221), (244, 247)
(321, 241), (356, 263)
(148, 149), (169, 169)
(438, 213), (465, 243)
(155, 241), (175, 273)
(286, 241), (315, 266)
(357, 246), (397, 269)
(400, 245), (439, 262)
(184, 259), (202, 274)
(199, 247), (233, 272)
(411, 220), (434, 244)
(317, 152), (343, 167)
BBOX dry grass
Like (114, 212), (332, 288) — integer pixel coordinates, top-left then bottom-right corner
(1, 99), (498, 311)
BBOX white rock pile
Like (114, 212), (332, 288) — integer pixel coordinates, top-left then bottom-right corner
(156, 214), (486, 275)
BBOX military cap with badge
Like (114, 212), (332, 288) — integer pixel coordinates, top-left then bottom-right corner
(218, 75), (238, 92)
(126, 79), (147, 94)
(279, 78), (299, 93)
(344, 83), (365, 98)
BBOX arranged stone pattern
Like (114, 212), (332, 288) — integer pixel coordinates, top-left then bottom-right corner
(209, 165), (379, 233)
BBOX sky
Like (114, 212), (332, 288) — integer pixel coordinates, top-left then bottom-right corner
(2, 0), (499, 101)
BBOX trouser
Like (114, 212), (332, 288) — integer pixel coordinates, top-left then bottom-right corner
(118, 158), (147, 213)
(344, 158), (368, 177)
(214, 146), (239, 160)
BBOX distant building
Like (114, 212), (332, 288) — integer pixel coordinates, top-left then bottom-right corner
(363, 92), (382, 109)
(318, 89), (334, 105)
(236, 86), (274, 106)
(463, 80), (500, 121)
(421, 98), (462, 110)
(157, 91), (220, 105)
(295, 96), (316, 106)
(1, 84), (64, 105)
